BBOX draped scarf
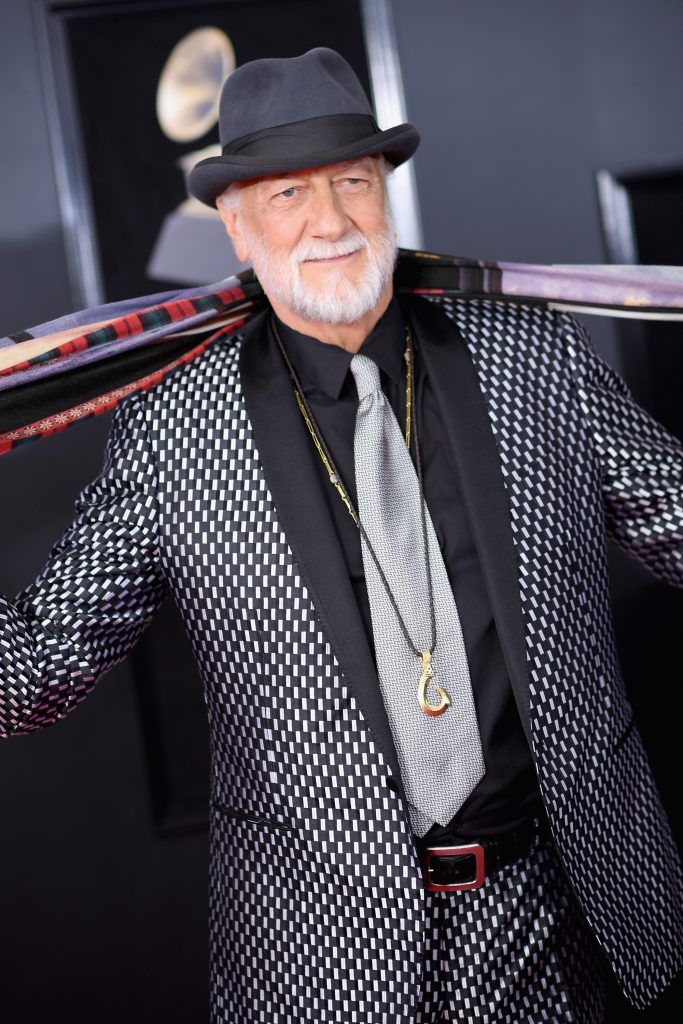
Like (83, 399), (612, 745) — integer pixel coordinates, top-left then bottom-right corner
(1, 248), (681, 456)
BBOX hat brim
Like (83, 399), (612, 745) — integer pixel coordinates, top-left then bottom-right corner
(185, 123), (420, 208)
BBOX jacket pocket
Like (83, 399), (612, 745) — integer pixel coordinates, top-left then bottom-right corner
(211, 798), (292, 833)
(612, 713), (636, 755)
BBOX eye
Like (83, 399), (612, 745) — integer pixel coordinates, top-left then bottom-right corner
(336, 176), (369, 191)
(278, 186), (298, 199)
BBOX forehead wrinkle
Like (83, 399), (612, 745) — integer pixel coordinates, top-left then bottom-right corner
(334, 156), (376, 173)
(255, 155), (378, 190)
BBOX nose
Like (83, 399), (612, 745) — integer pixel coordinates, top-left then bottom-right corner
(307, 183), (351, 239)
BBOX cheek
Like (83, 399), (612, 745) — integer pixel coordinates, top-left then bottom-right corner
(258, 207), (306, 248)
(355, 198), (390, 236)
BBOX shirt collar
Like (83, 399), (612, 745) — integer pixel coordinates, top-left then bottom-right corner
(271, 294), (406, 400)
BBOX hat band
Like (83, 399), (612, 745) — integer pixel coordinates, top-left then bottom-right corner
(221, 113), (380, 158)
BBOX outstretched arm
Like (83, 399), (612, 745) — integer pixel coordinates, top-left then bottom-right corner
(559, 310), (683, 588)
(0, 390), (168, 737)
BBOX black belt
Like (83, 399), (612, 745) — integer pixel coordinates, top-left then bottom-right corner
(415, 811), (552, 892)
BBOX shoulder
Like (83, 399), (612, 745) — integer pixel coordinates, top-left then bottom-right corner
(404, 291), (573, 373)
(405, 292), (593, 387)
(411, 290), (563, 338)
(130, 310), (268, 420)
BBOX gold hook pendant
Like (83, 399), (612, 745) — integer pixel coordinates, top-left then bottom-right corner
(417, 650), (451, 717)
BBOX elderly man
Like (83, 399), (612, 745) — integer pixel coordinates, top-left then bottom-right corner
(2, 46), (682, 1024)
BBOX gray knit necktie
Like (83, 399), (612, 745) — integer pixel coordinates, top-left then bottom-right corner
(349, 351), (486, 838)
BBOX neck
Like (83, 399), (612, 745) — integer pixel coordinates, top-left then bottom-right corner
(267, 280), (394, 353)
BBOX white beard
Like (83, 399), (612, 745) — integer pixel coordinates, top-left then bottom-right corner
(241, 200), (399, 325)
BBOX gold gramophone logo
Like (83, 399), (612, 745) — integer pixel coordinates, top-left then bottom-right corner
(147, 26), (246, 285)
(156, 26), (235, 146)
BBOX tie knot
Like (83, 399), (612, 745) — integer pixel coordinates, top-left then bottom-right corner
(350, 353), (382, 403)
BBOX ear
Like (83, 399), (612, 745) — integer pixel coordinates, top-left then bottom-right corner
(216, 200), (250, 263)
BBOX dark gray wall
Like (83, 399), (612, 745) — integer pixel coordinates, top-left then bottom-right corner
(394, 0), (683, 373)
(1, 1), (681, 1020)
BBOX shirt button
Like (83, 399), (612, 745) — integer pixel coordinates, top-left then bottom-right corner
(386, 775), (400, 793)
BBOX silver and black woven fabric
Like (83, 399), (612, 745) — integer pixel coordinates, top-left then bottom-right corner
(1, 293), (681, 1021)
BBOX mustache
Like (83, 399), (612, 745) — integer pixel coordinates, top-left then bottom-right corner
(294, 232), (369, 263)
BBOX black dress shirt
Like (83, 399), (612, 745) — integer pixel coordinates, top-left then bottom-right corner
(270, 293), (544, 840)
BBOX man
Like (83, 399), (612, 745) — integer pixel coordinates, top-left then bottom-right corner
(1, 46), (682, 1023)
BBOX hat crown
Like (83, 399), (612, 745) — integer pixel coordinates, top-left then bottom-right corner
(185, 46), (419, 207)
(217, 47), (374, 149)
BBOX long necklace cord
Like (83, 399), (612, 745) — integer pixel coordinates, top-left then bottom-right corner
(269, 313), (437, 662)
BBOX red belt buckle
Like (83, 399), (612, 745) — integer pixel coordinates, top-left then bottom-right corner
(421, 842), (486, 892)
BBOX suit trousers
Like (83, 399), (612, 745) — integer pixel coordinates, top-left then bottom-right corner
(414, 817), (608, 1023)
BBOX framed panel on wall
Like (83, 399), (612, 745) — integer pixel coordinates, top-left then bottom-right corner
(596, 163), (683, 442)
(34, 0), (422, 308)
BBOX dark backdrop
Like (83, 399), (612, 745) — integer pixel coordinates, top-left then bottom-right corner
(1, 0), (681, 1020)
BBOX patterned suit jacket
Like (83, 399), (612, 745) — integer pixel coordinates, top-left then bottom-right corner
(1, 290), (682, 1022)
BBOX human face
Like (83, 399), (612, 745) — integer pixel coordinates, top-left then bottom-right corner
(219, 157), (398, 325)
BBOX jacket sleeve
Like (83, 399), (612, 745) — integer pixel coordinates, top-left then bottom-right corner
(0, 389), (169, 737)
(557, 309), (683, 588)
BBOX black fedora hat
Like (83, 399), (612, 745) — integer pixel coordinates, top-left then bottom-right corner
(186, 46), (420, 208)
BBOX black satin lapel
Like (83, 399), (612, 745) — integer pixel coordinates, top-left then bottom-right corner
(405, 295), (533, 748)
(238, 308), (408, 800)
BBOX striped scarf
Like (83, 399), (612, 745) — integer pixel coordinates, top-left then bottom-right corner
(1, 248), (681, 456)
